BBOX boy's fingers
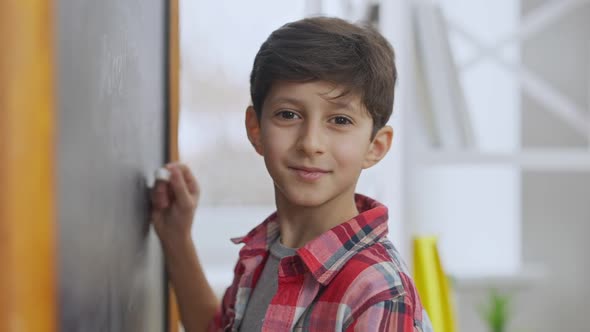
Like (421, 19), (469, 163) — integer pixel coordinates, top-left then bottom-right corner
(151, 209), (165, 233)
(167, 165), (193, 209)
(150, 182), (170, 209)
(177, 163), (199, 196)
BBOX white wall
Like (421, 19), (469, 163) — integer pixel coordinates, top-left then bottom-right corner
(443, 0), (590, 331)
(517, 1), (590, 330)
(406, 0), (589, 331)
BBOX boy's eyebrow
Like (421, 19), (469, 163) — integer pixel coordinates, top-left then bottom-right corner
(268, 97), (304, 107)
(269, 96), (360, 114)
(325, 98), (359, 114)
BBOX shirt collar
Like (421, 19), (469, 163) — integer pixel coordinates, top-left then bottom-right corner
(231, 194), (389, 285)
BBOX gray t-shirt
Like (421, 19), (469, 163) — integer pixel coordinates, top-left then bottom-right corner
(239, 237), (297, 331)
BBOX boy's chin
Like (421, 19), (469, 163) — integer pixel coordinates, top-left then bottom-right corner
(285, 196), (327, 208)
(276, 187), (351, 209)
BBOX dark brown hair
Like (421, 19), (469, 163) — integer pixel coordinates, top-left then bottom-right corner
(249, 16), (397, 136)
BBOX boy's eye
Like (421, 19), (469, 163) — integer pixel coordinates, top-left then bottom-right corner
(331, 116), (353, 125)
(277, 110), (300, 120)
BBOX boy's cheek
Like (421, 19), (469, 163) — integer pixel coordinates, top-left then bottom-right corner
(260, 132), (287, 152)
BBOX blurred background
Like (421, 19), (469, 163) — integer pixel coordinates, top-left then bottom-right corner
(179, 0), (590, 331)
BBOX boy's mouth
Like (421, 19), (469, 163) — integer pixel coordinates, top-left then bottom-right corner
(289, 166), (331, 181)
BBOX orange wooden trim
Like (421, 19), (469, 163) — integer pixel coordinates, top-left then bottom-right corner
(0, 1), (58, 331)
(167, 0), (181, 331)
(168, 0), (180, 163)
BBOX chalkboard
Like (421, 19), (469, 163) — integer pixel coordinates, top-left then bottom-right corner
(57, 0), (168, 331)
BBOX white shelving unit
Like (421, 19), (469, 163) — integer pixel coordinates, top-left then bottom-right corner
(380, 0), (589, 331)
(451, 263), (547, 291)
(382, 0), (589, 287)
(416, 148), (590, 171)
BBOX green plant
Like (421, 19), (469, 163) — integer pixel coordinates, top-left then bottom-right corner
(477, 289), (512, 332)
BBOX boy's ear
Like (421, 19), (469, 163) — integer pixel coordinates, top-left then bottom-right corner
(362, 125), (393, 169)
(245, 106), (264, 156)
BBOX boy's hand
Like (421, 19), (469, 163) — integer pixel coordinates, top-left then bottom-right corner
(150, 164), (218, 331)
(150, 162), (199, 247)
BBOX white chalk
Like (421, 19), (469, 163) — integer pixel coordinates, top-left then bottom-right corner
(155, 167), (171, 182)
(147, 167), (172, 189)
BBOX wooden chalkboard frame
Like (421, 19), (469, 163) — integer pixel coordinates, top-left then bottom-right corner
(0, 0), (58, 331)
(165, 0), (181, 331)
(1, 0), (181, 330)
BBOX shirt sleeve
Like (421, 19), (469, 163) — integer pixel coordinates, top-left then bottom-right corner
(345, 298), (417, 331)
(206, 306), (223, 332)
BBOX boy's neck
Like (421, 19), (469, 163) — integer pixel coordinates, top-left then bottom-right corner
(275, 189), (360, 249)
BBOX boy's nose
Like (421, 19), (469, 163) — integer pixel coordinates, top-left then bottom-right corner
(296, 122), (326, 156)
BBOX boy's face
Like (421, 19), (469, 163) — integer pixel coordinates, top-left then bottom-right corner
(246, 80), (392, 208)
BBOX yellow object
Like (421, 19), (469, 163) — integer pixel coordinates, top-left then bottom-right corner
(413, 236), (457, 332)
(0, 1), (58, 331)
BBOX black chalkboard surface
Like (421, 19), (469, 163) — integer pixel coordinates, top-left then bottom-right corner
(57, 0), (168, 331)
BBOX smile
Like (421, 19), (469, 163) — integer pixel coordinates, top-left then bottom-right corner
(289, 166), (331, 181)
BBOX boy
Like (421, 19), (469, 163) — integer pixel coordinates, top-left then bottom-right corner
(151, 17), (433, 331)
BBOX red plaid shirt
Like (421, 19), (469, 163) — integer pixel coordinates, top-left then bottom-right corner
(208, 194), (433, 331)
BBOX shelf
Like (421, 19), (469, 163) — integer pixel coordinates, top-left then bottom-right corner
(450, 264), (547, 291)
(415, 148), (590, 171)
